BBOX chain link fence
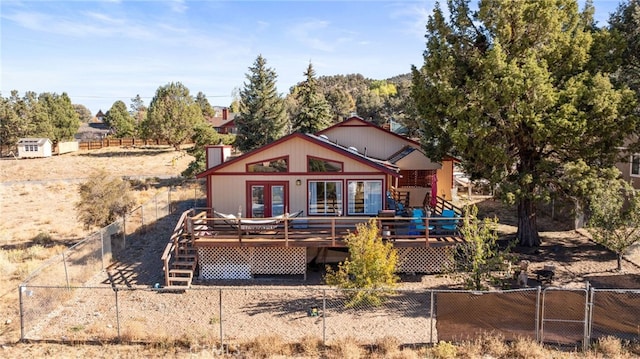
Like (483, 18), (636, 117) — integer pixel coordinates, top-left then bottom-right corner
(18, 285), (640, 350)
(18, 181), (206, 340)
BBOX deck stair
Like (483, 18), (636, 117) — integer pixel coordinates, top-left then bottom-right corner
(165, 230), (199, 289)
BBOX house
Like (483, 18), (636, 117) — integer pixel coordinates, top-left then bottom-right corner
(615, 136), (640, 189)
(317, 116), (456, 205)
(207, 107), (237, 134)
(17, 138), (53, 158)
(95, 110), (106, 122)
(162, 116), (461, 286)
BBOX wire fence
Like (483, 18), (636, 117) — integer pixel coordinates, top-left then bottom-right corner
(21, 181), (206, 288)
(17, 285), (639, 351)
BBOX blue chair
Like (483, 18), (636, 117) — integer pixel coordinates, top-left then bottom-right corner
(439, 209), (459, 232)
(409, 208), (434, 234)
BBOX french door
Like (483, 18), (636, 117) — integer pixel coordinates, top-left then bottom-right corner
(246, 181), (288, 218)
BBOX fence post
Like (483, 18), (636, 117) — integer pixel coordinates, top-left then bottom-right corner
(123, 214), (127, 249)
(141, 206), (145, 227)
(587, 285), (595, 349)
(536, 286), (541, 343)
(115, 288), (121, 341)
(100, 228), (105, 271)
(19, 285), (25, 341)
(62, 252), (70, 289)
(155, 194), (159, 221)
(168, 188), (172, 214)
(583, 282), (591, 352)
(219, 289), (224, 353)
(430, 290), (435, 344)
(322, 289), (327, 346)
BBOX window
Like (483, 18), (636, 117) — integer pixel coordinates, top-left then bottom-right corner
(308, 156), (343, 172)
(308, 181), (342, 215)
(347, 180), (382, 215)
(246, 157), (288, 172)
(632, 154), (640, 176)
(399, 170), (435, 187)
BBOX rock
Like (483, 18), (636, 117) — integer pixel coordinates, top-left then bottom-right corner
(4, 319), (11, 325)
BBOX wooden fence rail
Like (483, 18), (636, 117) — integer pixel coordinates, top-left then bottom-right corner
(78, 138), (177, 150)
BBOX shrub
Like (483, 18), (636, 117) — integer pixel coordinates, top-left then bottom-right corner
(324, 219), (399, 307)
(448, 205), (514, 290)
(76, 170), (136, 229)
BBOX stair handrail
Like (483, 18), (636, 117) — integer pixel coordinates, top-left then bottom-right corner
(162, 208), (195, 287)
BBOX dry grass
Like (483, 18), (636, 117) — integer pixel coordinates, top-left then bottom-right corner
(0, 333), (637, 358)
(0, 146), (196, 345)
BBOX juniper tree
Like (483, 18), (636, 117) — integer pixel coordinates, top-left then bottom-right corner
(411, 0), (637, 246)
(144, 82), (204, 150)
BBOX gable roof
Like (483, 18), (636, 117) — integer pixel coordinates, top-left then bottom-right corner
(206, 115), (236, 128)
(318, 115), (424, 147)
(17, 138), (52, 146)
(196, 132), (401, 179)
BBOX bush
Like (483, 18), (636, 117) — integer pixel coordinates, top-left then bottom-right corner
(76, 170), (136, 229)
(324, 219), (399, 307)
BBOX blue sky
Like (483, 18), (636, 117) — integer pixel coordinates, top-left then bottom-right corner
(1, 0), (622, 115)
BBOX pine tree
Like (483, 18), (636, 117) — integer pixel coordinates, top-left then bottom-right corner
(291, 63), (331, 133)
(235, 55), (286, 152)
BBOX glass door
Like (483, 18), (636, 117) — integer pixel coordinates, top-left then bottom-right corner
(248, 182), (287, 218)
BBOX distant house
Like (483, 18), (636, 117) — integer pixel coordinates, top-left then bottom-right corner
(95, 110), (106, 123)
(17, 138), (53, 158)
(615, 136), (640, 189)
(207, 107), (237, 134)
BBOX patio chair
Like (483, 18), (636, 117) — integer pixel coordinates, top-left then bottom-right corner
(408, 208), (434, 235)
(438, 209), (459, 233)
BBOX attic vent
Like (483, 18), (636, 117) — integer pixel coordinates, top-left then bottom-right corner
(319, 134), (329, 140)
(348, 146), (358, 153)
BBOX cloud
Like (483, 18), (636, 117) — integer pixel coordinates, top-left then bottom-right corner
(288, 20), (335, 52)
(4, 9), (156, 40)
(168, 0), (188, 14)
(388, 1), (437, 38)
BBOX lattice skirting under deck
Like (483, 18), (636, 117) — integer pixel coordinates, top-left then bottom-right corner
(396, 247), (455, 273)
(198, 247), (306, 280)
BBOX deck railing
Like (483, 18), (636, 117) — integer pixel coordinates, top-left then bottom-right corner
(182, 208), (464, 246)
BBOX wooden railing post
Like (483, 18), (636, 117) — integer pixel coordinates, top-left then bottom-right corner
(331, 218), (336, 246)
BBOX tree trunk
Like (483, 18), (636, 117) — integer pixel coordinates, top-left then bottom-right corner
(617, 253), (623, 271)
(517, 198), (541, 247)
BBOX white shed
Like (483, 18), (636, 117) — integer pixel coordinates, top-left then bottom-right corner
(17, 138), (53, 158)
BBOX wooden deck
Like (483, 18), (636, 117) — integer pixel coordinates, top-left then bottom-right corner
(161, 208), (465, 287)
(188, 212), (464, 248)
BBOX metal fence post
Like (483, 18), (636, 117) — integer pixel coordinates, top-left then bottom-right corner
(588, 286), (595, 347)
(322, 289), (327, 347)
(583, 282), (591, 352)
(115, 288), (121, 341)
(19, 285), (25, 341)
(536, 286), (541, 343)
(430, 290), (435, 344)
(62, 252), (70, 289)
(100, 228), (105, 271)
(219, 289), (224, 353)
(123, 214), (127, 249)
